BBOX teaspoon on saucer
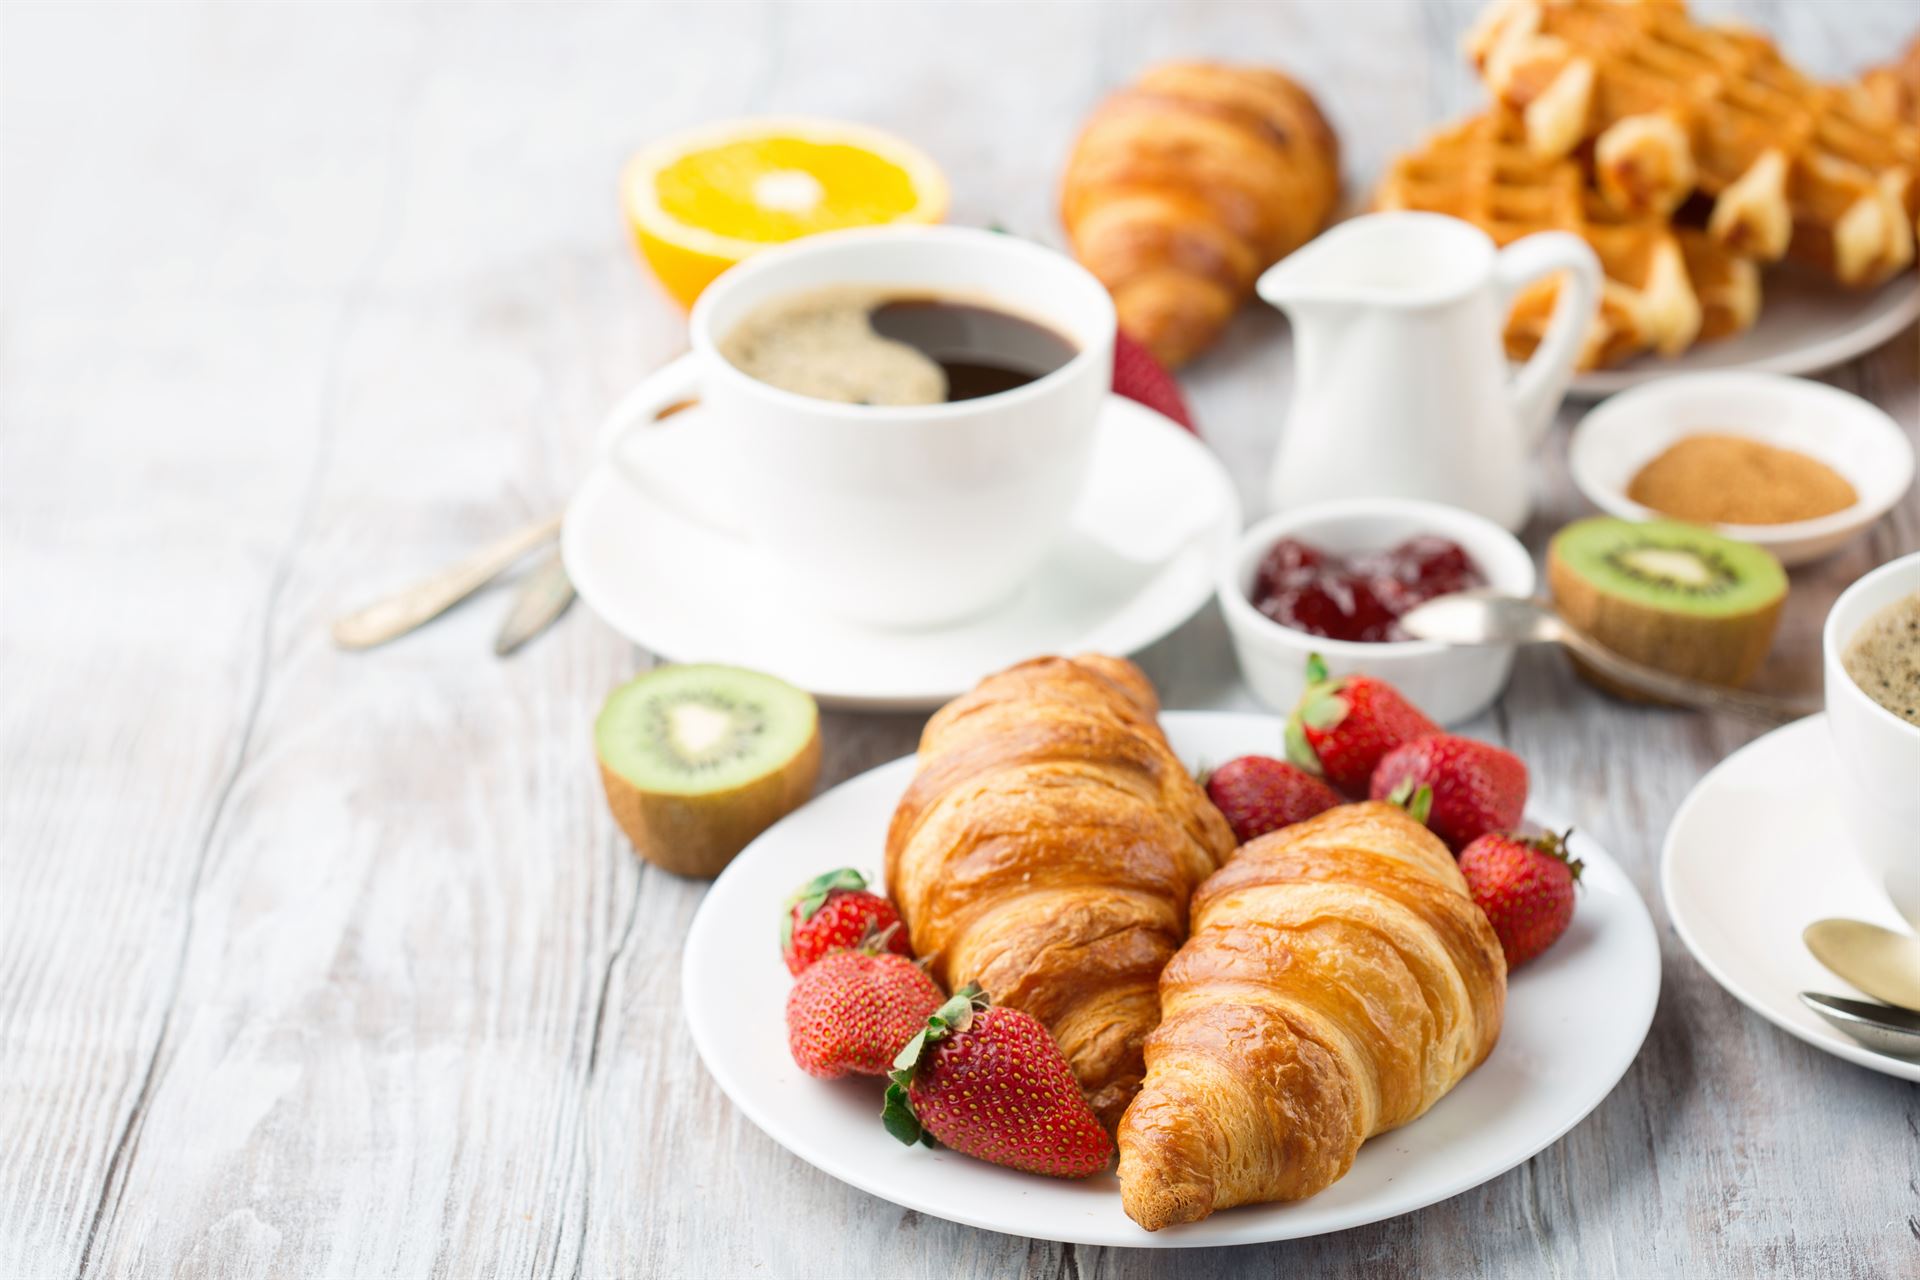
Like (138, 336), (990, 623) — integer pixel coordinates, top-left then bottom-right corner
(1798, 992), (1920, 1058)
(1397, 590), (1817, 723)
(1802, 918), (1920, 1012)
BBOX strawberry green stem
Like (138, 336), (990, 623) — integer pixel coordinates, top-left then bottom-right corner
(880, 983), (988, 1148)
(779, 867), (869, 947)
(1285, 654), (1351, 777)
(1387, 779), (1434, 826)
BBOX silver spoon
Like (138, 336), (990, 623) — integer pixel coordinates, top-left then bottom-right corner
(1396, 590), (1817, 723)
(331, 512), (562, 650)
(1798, 992), (1920, 1058)
(1803, 918), (1920, 1012)
(493, 547), (577, 656)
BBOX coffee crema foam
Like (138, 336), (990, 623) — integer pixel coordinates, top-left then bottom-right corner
(718, 286), (946, 406)
(1844, 589), (1920, 727)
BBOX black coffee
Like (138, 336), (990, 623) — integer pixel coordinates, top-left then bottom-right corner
(718, 286), (1078, 406)
(867, 297), (1078, 401)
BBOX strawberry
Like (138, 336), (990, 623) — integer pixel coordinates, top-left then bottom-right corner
(1459, 829), (1583, 967)
(1286, 655), (1441, 795)
(1205, 754), (1343, 844)
(882, 986), (1112, 1178)
(786, 946), (946, 1078)
(1112, 330), (1196, 433)
(781, 868), (910, 976)
(1370, 733), (1529, 853)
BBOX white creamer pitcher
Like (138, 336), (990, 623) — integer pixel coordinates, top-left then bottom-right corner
(1257, 212), (1601, 532)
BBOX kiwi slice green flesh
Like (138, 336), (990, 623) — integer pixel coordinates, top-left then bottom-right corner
(597, 663), (816, 795)
(1548, 517), (1788, 691)
(595, 664), (821, 877)
(1553, 517), (1786, 616)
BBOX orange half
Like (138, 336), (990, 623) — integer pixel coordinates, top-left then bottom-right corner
(622, 118), (950, 307)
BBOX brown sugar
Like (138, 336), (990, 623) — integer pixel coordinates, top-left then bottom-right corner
(1626, 433), (1857, 525)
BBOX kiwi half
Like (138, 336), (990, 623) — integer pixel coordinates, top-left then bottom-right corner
(1548, 517), (1787, 692)
(595, 663), (821, 878)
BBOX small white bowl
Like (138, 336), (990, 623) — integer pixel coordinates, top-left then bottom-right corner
(1569, 371), (1913, 567)
(1218, 498), (1538, 725)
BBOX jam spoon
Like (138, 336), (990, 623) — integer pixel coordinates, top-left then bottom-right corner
(1397, 590), (1817, 723)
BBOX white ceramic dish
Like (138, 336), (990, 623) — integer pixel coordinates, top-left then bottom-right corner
(685, 711), (1662, 1247)
(1568, 372), (1914, 567)
(1568, 269), (1920, 398)
(1821, 552), (1920, 927)
(1663, 714), (1920, 1083)
(1218, 499), (1537, 724)
(564, 393), (1238, 711)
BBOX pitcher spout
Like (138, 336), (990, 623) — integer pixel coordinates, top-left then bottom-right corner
(1254, 245), (1359, 316)
(1256, 211), (1500, 316)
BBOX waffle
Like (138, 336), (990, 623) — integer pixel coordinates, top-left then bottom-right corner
(1467, 0), (1919, 287)
(1376, 112), (1758, 369)
(1863, 36), (1920, 129)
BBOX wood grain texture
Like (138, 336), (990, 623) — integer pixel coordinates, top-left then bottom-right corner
(1, 1), (1915, 1277)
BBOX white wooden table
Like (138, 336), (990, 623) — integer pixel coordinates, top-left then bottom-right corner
(5, 2), (1917, 1275)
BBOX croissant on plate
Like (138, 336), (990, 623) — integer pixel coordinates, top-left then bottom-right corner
(884, 655), (1236, 1128)
(1118, 802), (1506, 1230)
(1059, 62), (1341, 368)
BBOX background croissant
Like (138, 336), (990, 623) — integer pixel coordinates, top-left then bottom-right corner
(1059, 61), (1341, 368)
(884, 655), (1236, 1127)
(1118, 802), (1506, 1230)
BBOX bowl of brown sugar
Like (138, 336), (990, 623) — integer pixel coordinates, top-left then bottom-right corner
(1569, 372), (1915, 567)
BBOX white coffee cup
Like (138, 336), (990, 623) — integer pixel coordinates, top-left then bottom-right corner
(1822, 550), (1920, 928)
(600, 225), (1116, 628)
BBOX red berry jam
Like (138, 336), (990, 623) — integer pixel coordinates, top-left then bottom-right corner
(1250, 535), (1486, 642)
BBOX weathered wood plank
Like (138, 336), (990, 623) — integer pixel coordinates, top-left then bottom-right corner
(1, 1), (1915, 1278)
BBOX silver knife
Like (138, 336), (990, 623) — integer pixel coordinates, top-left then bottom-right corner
(493, 549), (577, 656)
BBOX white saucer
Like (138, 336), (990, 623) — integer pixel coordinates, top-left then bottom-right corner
(684, 712), (1662, 1247)
(1662, 714), (1920, 1083)
(563, 394), (1239, 711)
(1570, 269), (1919, 398)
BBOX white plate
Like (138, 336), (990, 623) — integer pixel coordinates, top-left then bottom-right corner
(564, 394), (1239, 711)
(1569, 269), (1919, 398)
(1662, 713), (1920, 1084)
(684, 711), (1662, 1247)
(1568, 372), (1915, 567)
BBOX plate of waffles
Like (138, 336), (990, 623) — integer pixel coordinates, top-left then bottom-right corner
(1568, 271), (1919, 396)
(1378, 0), (1920, 398)
(1377, 111), (1920, 399)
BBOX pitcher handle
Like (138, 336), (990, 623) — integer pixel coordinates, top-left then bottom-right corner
(1494, 232), (1602, 448)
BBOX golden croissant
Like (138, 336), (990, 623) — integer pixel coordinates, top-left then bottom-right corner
(1060, 61), (1340, 368)
(885, 655), (1236, 1127)
(1118, 802), (1506, 1230)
